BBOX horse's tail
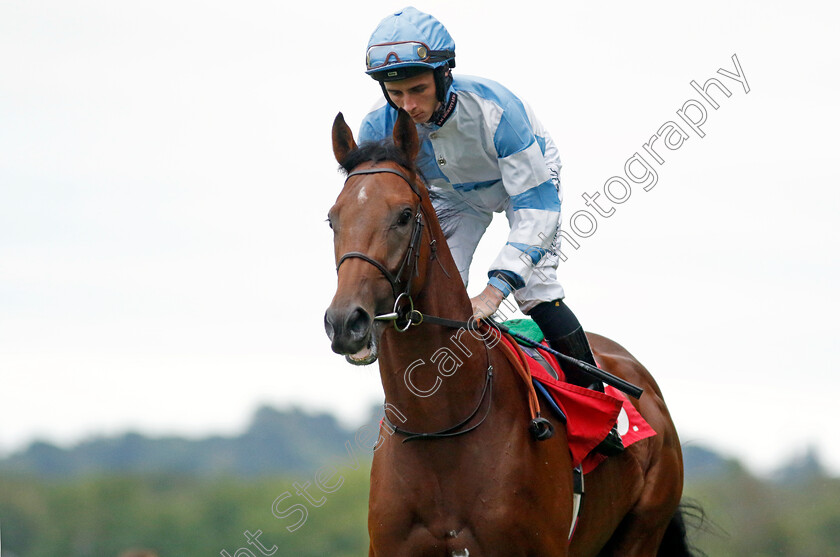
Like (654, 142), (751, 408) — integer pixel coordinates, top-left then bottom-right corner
(657, 500), (708, 557)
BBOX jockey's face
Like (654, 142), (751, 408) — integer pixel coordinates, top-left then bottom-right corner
(384, 71), (440, 124)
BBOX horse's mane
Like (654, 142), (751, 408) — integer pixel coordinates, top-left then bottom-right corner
(338, 139), (419, 176)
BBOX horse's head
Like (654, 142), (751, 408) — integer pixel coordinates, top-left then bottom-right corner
(324, 110), (432, 365)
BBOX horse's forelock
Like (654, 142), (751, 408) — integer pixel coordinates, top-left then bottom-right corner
(339, 140), (417, 176)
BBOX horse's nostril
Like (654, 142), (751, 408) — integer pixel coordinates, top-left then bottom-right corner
(346, 307), (372, 337)
(324, 311), (336, 341)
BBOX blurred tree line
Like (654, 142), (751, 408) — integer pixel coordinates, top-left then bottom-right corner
(682, 447), (840, 557)
(0, 469), (370, 557)
(0, 407), (352, 478)
(0, 407), (837, 556)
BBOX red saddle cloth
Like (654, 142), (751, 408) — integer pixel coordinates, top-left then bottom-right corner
(499, 335), (656, 474)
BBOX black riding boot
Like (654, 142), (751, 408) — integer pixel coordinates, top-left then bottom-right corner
(530, 300), (624, 456)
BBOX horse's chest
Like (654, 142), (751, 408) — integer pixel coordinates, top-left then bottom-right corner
(370, 476), (554, 556)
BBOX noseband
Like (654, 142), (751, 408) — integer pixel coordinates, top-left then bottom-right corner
(335, 167), (427, 331)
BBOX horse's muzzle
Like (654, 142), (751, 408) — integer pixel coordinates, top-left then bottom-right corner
(324, 305), (377, 364)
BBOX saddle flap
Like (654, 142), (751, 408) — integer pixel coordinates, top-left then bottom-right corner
(521, 344), (559, 381)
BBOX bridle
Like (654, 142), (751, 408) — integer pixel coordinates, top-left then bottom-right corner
(336, 167), (469, 331)
(332, 165), (559, 442)
(333, 166), (501, 442)
(335, 167), (430, 332)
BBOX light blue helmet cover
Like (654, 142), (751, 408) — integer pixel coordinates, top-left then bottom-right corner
(365, 7), (456, 79)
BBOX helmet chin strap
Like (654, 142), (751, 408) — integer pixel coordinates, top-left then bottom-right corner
(379, 81), (400, 111)
(434, 66), (453, 103)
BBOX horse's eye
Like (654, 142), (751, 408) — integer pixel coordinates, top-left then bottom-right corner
(326, 217), (333, 230)
(397, 209), (412, 227)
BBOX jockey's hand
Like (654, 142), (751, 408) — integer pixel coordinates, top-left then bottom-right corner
(470, 283), (507, 320)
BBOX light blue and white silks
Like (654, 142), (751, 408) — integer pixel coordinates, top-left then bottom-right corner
(359, 75), (566, 312)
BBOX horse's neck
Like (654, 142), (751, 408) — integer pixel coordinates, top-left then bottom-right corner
(377, 202), (490, 432)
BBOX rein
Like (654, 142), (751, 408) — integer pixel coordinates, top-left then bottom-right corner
(384, 342), (496, 443)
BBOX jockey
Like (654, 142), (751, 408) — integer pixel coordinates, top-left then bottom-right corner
(359, 7), (623, 455)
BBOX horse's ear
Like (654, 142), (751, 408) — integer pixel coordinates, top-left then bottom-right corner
(332, 112), (357, 165)
(393, 109), (419, 163)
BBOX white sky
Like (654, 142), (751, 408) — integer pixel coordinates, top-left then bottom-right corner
(1, 1), (838, 476)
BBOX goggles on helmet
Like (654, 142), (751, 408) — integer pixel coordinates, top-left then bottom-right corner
(366, 41), (454, 71)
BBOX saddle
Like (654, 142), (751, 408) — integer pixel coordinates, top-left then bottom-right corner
(495, 319), (656, 474)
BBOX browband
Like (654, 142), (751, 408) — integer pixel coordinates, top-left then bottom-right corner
(345, 167), (422, 199)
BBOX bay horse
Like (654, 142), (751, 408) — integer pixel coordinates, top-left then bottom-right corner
(324, 109), (692, 556)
